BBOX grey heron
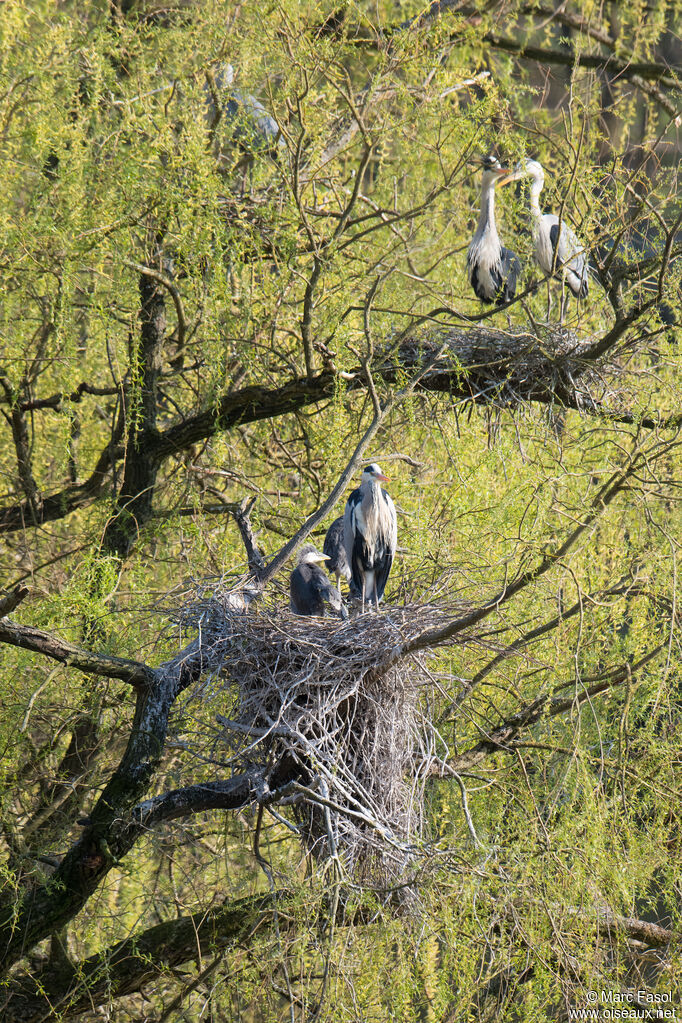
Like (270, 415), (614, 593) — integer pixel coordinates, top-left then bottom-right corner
(343, 464), (397, 612)
(204, 63), (283, 161)
(467, 156), (521, 307)
(290, 545), (348, 618)
(505, 158), (588, 322)
(323, 515), (351, 596)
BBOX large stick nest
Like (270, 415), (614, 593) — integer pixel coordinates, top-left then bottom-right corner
(384, 325), (624, 412)
(173, 591), (482, 875)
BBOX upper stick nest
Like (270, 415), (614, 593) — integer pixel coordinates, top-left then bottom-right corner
(387, 324), (626, 413)
(172, 590), (482, 875)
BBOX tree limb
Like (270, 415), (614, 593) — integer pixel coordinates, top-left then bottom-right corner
(439, 644), (665, 773)
(0, 619), (154, 688)
(0, 585), (28, 618)
(131, 771), (265, 829)
(0, 325), (675, 538)
(401, 434), (678, 657)
(1, 891), (292, 1023)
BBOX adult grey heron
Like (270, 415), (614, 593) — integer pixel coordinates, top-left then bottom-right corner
(290, 545), (348, 618)
(505, 158), (588, 322)
(467, 156), (521, 307)
(343, 464), (397, 612)
(204, 63), (283, 162)
(323, 516), (351, 596)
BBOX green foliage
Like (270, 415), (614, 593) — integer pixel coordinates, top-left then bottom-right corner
(1, 0), (681, 1018)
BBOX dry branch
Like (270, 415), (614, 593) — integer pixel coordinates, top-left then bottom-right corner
(2, 891), (292, 1023)
(0, 585), (28, 618)
(0, 323), (671, 538)
(0, 619), (154, 687)
(440, 644), (665, 773)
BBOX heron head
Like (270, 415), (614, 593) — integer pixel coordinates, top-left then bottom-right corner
(498, 158), (544, 187)
(298, 544), (330, 566)
(362, 463), (390, 483)
(476, 155), (514, 188)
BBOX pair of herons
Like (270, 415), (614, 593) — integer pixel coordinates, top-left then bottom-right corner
(290, 464), (397, 619)
(468, 157), (589, 320)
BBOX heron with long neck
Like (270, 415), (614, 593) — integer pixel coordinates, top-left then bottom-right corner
(343, 463), (397, 612)
(504, 158), (589, 322)
(467, 156), (521, 307)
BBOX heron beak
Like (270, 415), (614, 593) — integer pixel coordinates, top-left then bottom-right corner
(497, 162), (527, 187)
(496, 170), (521, 187)
(375, 473), (390, 482)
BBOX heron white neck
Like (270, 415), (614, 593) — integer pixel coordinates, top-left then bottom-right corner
(529, 177), (544, 220)
(361, 478), (383, 508)
(476, 180), (499, 240)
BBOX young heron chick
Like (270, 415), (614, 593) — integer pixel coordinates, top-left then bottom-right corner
(290, 545), (348, 618)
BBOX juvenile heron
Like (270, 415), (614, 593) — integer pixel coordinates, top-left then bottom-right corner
(505, 158), (588, 322)
(290, 545), (348, 618)
(323, 516), (351, 596)
(467, 156), (521, 307)
(343, 464), (397, 612)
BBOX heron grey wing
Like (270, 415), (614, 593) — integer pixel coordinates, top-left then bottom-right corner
(547, 218), (579, 262)
(205, 67), (283, 154)
(373, 547), (393, 602)
(237, 91), (282, 145)
(323, 516), (349, 580)
(343, 491), (360, 562)
(343, 492), (363, 593)
(498, 247), (521, 304)
(546, 217), (562, 260)
(549, 220), (588, 296)
(371, 491), (397, 602)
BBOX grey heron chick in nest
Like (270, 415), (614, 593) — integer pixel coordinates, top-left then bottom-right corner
(290, 544), (348, 618)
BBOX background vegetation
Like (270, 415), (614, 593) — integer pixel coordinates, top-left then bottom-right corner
(1, 0), (681, 1019)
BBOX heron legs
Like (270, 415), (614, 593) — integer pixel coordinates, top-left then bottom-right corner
(559, 277), (567, 325)
(546, 280), (553, 322)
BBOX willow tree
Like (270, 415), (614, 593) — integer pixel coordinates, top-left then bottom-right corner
(1, 0), (681, 1020)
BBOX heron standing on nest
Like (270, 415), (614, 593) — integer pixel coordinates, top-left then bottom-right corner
(344, 464), (397, 612)
(290, 545), (348, 618)
(467, 156), (521, 308)
(504, 158), (589, 323)
(323, 516), (351, 597)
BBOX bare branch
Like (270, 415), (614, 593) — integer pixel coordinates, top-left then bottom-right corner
(228, 496), (266, 572)
(440, 645), (665, 773)
(0, 323), (675, 538)
(1, 891), (292, 1022)
(0, 585), (28, 618)
(131, 771), (265, 828)
(402, 436), (679, 657)
(124, 258), (186, 349)
(0, 619), (154, 688)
